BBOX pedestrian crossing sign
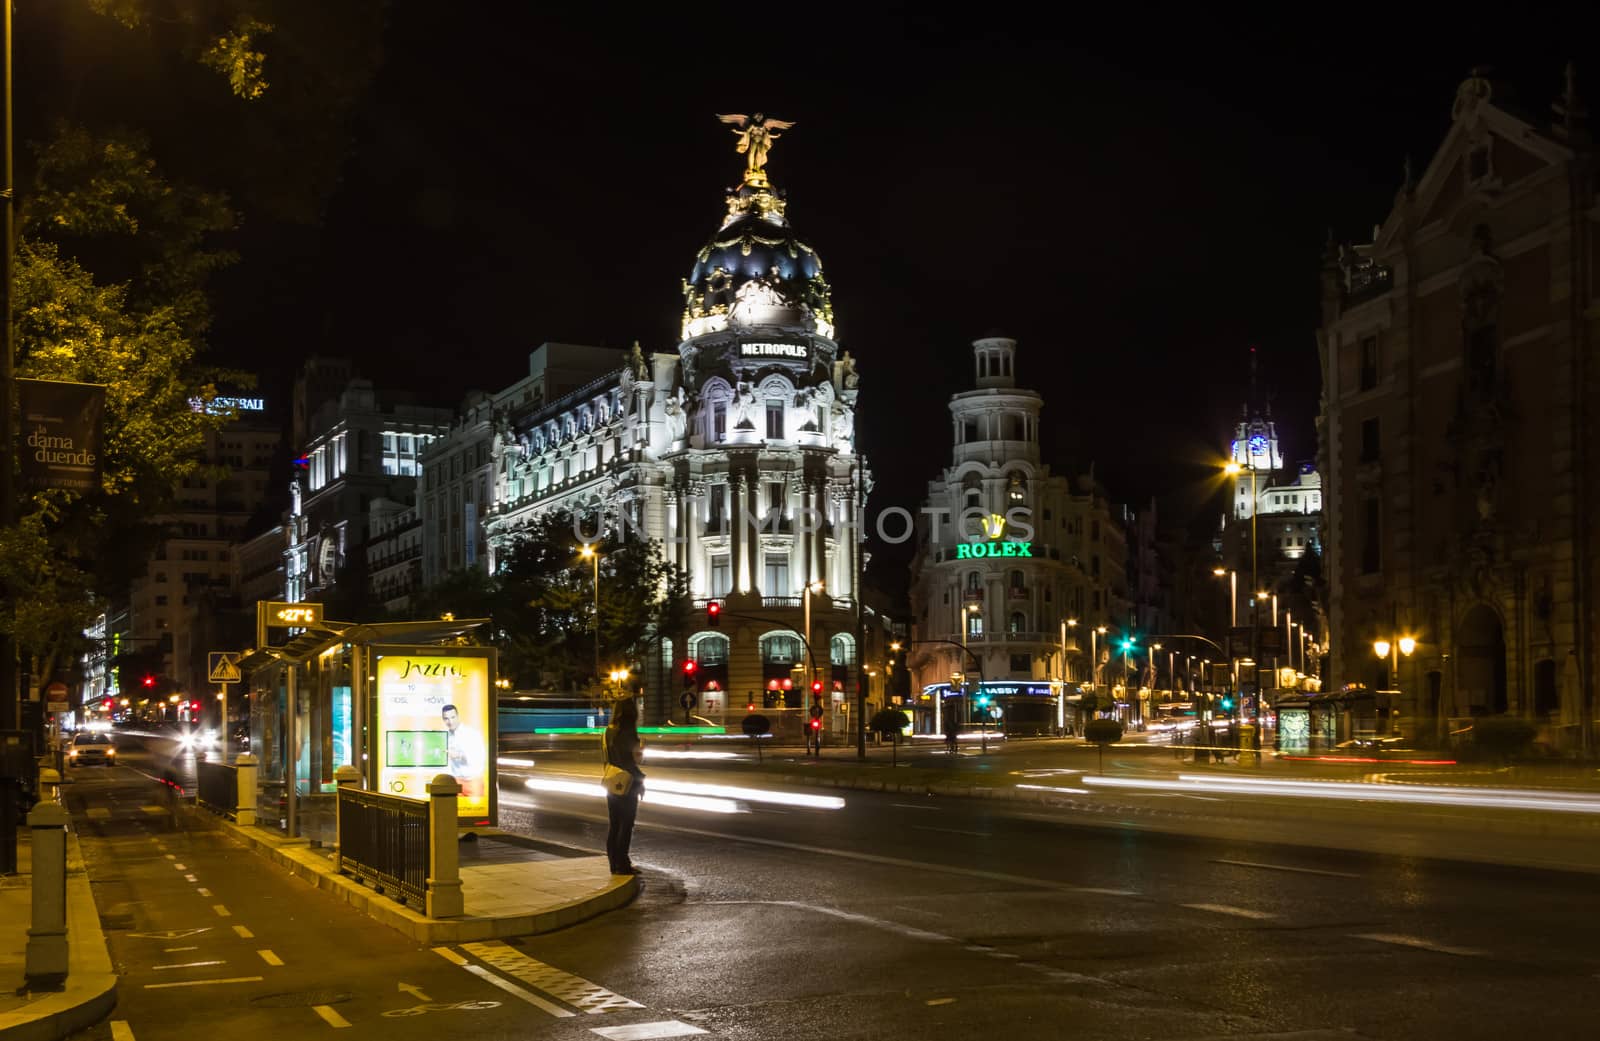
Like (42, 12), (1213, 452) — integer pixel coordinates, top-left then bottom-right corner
(208, 651), (242, 684)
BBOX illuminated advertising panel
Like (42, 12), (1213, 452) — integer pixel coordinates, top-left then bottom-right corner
(374, 650), (493, 822)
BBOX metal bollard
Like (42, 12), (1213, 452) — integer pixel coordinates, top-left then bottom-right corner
(25, 800), (70, 985)
(235, 753), (258, 826)
(425, 774), (463, 918)
(332, 764), (361, 871)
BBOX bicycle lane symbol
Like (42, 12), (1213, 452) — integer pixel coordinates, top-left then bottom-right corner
(382, 1001), (503, 1017)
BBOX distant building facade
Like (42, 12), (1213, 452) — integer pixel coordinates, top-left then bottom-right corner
(1319, 68), (1598, 751)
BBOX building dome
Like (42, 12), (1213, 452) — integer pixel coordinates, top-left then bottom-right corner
(681, 182), (834, 340)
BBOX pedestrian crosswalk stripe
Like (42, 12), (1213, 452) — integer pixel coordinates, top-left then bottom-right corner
(462, 941), (643, 1014)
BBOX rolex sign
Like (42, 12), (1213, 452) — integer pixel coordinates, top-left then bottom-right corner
(19, 378), (106, 493)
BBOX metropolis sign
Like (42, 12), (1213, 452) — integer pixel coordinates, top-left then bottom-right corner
(739, 342), (808, 359)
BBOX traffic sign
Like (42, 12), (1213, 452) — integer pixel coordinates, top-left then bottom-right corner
(208, 651), (242, 684)
(809, 703), (824, 719)
(680, 691), (697, 710)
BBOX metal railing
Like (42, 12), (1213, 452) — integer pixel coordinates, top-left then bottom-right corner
(196, 762), (238, 818)
(337, 787), (429, 906)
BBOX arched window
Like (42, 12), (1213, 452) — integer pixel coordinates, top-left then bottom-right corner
(966, 571), (981, 592)
(830, 634), (856, 666)
(760, 631), (801, 665)
(1009, 612), (1026, 635)
(690, 633), (729, 665)
(963, 473), (982, 509)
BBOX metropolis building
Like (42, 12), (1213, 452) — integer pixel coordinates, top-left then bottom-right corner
(480, 132), (870, 727)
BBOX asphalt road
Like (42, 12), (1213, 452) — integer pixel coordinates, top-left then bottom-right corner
(56, 735), (1600, 1041)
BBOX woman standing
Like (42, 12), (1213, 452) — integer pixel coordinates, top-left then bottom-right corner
(602, 698), (645, 875)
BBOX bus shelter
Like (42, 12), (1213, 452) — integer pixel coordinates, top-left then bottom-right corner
(236, 617), (496, 842)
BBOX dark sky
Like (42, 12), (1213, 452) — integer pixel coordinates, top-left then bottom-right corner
(16, 4), (1590, 581)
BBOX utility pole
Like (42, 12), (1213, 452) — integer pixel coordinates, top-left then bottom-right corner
(1, 0), (16, 734)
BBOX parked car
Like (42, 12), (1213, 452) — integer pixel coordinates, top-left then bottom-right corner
(68, 732), (117, 767)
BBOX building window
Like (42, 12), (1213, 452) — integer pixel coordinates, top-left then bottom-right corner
(761, 634), (800, 664)
(155, 595), (168, 606)
(830, 634), (856, 666)
(766, 401), (784, 439)
(1009, 653), (1031, 673)
(1361, 497), (1381, 574)
(1008, 473), (1026, 504)
(693, 634), (729, 666)
(713, 402), (727, 441)
(963, 474), (981, 509)
(1009, 570), (1025, 590)
(1008, 612), (1026, 635)
(967, 613), (983, 637)
(966, 571), (981, 592)
(1360, 418), (1381, 462)
(962, 418), (978, 443)
(768, 482), (784, 514)
(710, 555), (732, 597)
(763, 554), (790, 597)
(1359, 336), (1379, 391)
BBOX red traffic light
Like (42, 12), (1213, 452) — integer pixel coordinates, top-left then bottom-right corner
(811, 680), (823, 694)
(682, 660), (697, 675)
(707, 600), (722, 627)
(809, 718), (821, 730)
(142, 675), (156, 688)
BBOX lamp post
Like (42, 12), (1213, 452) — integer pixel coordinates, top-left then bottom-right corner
(578, 544), (601, 688)
(803, 579), (824, 706)
(1059, 618), (1077, 733)
(1372, 634), (1416, 740)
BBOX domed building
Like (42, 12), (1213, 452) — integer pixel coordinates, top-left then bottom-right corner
(479, 127), (874, 731)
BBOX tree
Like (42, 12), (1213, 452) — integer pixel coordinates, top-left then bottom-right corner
(869, 707), (911, 765)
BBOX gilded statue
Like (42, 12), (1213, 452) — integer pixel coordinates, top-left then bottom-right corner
(717, 112), (795, 182)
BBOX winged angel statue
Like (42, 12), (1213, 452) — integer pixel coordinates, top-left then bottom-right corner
(717, 112), (796, 179)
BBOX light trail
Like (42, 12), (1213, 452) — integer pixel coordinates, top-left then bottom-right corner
(643, 748), (741, 761)
(522, 776), (741, 814)
(1080, 773), (1600, 814)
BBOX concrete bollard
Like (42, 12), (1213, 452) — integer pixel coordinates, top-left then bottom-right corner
(425, 774), (463, 919)
(332, 765), (362, 871)
(38, 767), (62, 805)
(25, 801), (70, 986)
(234, 753), (258, 826)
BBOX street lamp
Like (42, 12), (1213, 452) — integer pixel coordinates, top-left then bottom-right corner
(803, 579), (825, 704)
(578, 543), (601, 686)
(1372, 634), (1416, 739)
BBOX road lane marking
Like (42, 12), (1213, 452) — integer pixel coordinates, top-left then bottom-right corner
(590, 1022), (708, 1040)
(232, 925), (254, 939)
(258, 950), (283, 966)
(462, 941), (644, 1014)
(129, 928), (210, 940)
(455, 962), (574, 1018)
(213, 904), (231, 917)
(173, 864), (186, 871)
(1181, 903), (1277, 920)
(144, 976), (264, 989)
(313, 1005), (352, 1028)
(164, 854), (175, 860)
(198, 888), (213, 897)
(432, 946), (468, 966)
(111, 1022), (136, 1041)
(1212, 858), (1360, 879)
(399, 983), (432, 1001)
(1076, 887), (1140, 897)
(1351, 933), (1483, 957)
(713, 901), (954, 944)
(184, 874), (197, 882)
(913, 826), (990, 838)
(891, 803), (941, 811)
(924, 999), (956, 1007)
(154, 961), (224, 971)
(163, 947), (199, 953)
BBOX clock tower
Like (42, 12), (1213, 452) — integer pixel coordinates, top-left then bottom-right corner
(1228, 350), (1283, 521)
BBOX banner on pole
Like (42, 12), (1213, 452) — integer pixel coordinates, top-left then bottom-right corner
(18, 378), (106, 493)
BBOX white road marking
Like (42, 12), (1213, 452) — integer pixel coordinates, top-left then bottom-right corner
(144, 976), (264, 989)
(891, 803), (941, 811)
(313, 1005), (352, 1028)
(213, 904), (231, 917)
(462, 941), (644, 1014)
(1074, 887), (1140, 897)
(128, 929), (209, 940)
(162, 947), (199, 953)
(111, 1022), (136, 1041)
(913, 826), (990, 838)
(456, 962), (574, 1018)
(164, 854), (175, 860)
(198, 888), (213, 897)
(590, 1022), (708, 1040)
(1181, 903), (1277, 920)
(184, 874), (197, 882)
(233, 925), (254, 939)
(399, 982), (432, 1001)
(1352, 932), (1484, 957)
(154, 960), (224, 971)
(173, 863), (186, 871)
(258, 950), (283, 966)
(432, 946), (468, 965)
(924, 998), (956, 1007)
(1212, 858), (1360, 879)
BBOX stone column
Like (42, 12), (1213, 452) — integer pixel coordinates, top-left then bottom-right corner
(425, 774), (464, 918)
(235, 753), (258, 826)
(25, 801), (69, 985)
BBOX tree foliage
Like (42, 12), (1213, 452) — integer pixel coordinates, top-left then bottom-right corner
(414, 511), (690, 692)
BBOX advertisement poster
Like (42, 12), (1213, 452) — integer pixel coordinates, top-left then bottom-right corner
(374, 652), (493, 821)
(18, 378), (106, 492)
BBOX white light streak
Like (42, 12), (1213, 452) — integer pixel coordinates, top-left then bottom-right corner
(1016, 783), (1093, 795)
(642, 749), (740, 761)
(522, 777), (742, 815)
(497, 757), (537, 768)
(649, 779), (844, 810)
(1080, 773), (1600, 814)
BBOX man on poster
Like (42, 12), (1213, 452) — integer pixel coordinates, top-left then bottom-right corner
(441, 703), (486, 796)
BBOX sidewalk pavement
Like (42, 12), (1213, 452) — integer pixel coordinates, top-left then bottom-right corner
(0, 824), (118, 1041)
(208, 811), (637, 944)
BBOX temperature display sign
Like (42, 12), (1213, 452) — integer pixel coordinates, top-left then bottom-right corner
(256, 600), (325, 647)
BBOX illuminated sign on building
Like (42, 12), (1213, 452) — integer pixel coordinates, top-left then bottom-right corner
(739, 342), (808, 359)
(255, 600), (323, 647)
(189, 396), (266, 414)
(955, 541), (1033, 558)
(923, 681), (1054, 698)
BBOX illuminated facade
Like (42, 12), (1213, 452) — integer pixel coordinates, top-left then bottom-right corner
(1319, 68), (1599, 750)
(907, 339), (1127, 733)
(483, 152), (871, 727)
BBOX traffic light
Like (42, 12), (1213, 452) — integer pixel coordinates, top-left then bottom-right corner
(810, 679), (823, 698)
(707, 601), (722, 627)
(1220, 694), (1235, 713)
(976, 692), (991, 708)
(809, 718), (822, 731)
(143, 675), (156, 689)
(682, 660), (698, 681)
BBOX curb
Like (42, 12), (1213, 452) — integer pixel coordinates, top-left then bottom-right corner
(210, 815), (637, 943)
(0, 832), (118, 1041)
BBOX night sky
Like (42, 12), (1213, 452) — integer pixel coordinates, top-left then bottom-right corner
(16, 5), (1587, 583)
